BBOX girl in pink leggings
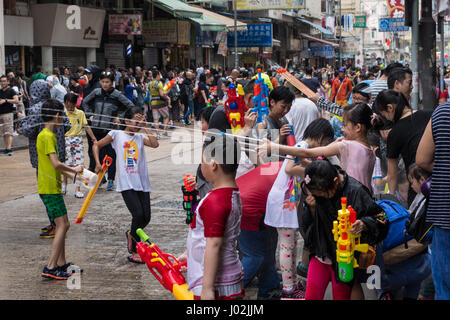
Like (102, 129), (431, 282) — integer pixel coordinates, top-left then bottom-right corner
(299, 159), (390, 300)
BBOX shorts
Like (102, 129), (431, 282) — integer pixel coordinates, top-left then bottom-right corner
(151, 106), (170, 120)
(39, 194), (67, 219)
(0, 113), (14, 136)
(65, 135), (84, 166)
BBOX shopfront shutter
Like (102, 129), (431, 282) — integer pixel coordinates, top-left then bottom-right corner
(53, 47), (86, 70)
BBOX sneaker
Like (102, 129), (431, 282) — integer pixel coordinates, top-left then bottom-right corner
(41, 225), (54, 232)
(6, 149), (13, 156)
(161, 132), (169, 138)
(40, 226), (56, 239)
(75, 191), (84, 198)
(181, 119), (187, 125)
(106, 180), (114, 191)
(59, 263), (83, 274)
(41, 266), (71, 280)
(281, 284), (306, 300)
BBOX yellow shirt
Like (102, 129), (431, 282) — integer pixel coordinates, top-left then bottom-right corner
(37, 128), (62, 194)
(252, 73), (274, 91)
(149, 81), (164, 107)
(65, 108), (88, 137)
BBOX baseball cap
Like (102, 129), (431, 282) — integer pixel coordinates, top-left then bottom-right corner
(85, 68), (92, 74)
(339, 67), (345, 72)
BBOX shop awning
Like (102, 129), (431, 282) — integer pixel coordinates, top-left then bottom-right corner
(300, 33), (339, 47)
(297, 18), (334, 36)
(189, 5), (247, 31)
(188, 13), (227, 32)
(148, 0), (203, 19)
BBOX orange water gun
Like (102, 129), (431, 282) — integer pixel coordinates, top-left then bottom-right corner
(275, 68), (316, 98)
(136, 229), (193, 300)
(75, 155), (112, 224)
(163, 78), (177, 92)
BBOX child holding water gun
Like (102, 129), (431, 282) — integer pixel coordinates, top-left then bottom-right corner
(299, 159), (389, 299)
(259, 103), (376, 194)
(264, 118), (334, 299)
(93, 106), (159, 263)
(178, 135), (244, 300)
(38, 99), (84, 280)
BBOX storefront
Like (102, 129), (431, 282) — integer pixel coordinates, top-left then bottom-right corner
(4, 14), (34, 74)
(30, 4), (105, 73)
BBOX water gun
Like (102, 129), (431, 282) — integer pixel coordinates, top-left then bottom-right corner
(332, 197), (369, 282)
(224, 83), (246, 134)
(286, 124), (299, 164)
(253, 69), (270, 123)
(206, 98), (211, 107)
(75, 155), (113, 224)
(163, 78), (177, 92)
(136, 228), (193, 300)
(275, 68), (316, 98)
(182, 174), (198, 225)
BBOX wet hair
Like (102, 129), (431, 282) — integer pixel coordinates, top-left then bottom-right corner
(64, 92), (78, 105)
(152, 70), (160, 79)
(200, 106), (216, 124)
(387, 67), (412, 90)
(373, 89), (411, 125)
(203, 134), (241, 177)
(343, 103), (374, 132)
(304, 159), (339, 193)
(123, 77), (131, 87)
(70, 74), (80, 82)
(269, 86), (295, 106)
(367, 130), (380, 148)
(121, 106), (144, 130)
(352, 82), (371, 100)
(408, 163), (431, 182)
(42, 99), (65, 122)
(305, 67), (313, 76)
(302, 118), (334, 143)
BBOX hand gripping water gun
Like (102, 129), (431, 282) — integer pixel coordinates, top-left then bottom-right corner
(163, 78), (177, 92)
(75, 155), (113, 224)
(253, 69), (270, 123)
(182, 174), (198, 225)
(286, 124), (299, 164)
(136, 228), (193, 300)
(332, 197), (369, 282)
(224, 83), (246, 134)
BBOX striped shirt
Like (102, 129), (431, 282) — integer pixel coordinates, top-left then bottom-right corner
(317, 96), (343, 117)
(369, 79), (388, 105)
(427, 103), (450, 229)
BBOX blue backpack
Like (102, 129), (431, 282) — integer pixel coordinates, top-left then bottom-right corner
(376, 200), (413, 252)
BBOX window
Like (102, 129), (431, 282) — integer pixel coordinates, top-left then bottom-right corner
(372, 29), (377, 39)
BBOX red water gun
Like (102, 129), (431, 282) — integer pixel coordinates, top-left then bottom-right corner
(136, 228), (192, 300)
(224, 83), (247, 134)
(163, 78), (177, 92)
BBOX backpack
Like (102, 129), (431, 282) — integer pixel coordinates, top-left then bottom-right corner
(404, 177), (433, 245)
(376, 199), (413, 252)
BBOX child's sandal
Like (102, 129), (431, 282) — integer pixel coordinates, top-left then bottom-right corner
(125, 230), (133, 254)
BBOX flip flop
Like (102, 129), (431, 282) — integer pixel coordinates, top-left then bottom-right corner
(125, 230), (133, 254)
(127, 254), (144, 264)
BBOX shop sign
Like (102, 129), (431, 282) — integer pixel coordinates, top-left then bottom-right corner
(104, 43), (124, 59)
(310, 46), (334, 58)
(142, 20), (177, 43)
(354, 16), (366, 28)
(177, 20), (191, 45)
(379, 18), (409, 32)
(108, 14), (142, 35)
(227, 24), (272, 47)
(237, 0), (305, 10)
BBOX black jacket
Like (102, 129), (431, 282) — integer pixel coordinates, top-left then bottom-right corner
(300, 171), (390, 278)
(82, 88), (134, 130)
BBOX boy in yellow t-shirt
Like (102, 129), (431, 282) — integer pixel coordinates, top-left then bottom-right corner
(63, 93), (96, 198)
(37, 99), (83, 280)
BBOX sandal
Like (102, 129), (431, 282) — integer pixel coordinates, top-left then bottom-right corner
(62, 185), (67, 195)
(127, 254), (144, 264)
(75, 191), (84, 199)
(125, 230), (133, 254)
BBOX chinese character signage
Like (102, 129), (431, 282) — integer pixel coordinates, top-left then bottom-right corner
(379, 17), (409, 32)
(227, 24), (273, 47)
(354, 16), (366, 28)
(108, 14), (142, 35)
(237, 0), (305, 10)
(142, 20), (177, 43)
(387, 0), (405, 18)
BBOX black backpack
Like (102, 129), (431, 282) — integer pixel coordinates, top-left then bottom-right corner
(404, 177), (434, 246)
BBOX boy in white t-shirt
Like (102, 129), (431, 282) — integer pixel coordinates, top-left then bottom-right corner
(178, 135), (244, 300)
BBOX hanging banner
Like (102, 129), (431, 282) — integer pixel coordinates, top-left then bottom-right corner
(108, 14), (142, 35)
(177, 20), (191, 45)
(237, 0), (305, 10)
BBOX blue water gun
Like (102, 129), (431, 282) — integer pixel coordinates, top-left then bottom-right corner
(252, 69), (269, 123)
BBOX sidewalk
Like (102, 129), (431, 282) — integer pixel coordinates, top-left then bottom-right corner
(0, 134), (28, 151)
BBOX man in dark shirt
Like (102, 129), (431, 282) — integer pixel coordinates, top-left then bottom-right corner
(300, 67), (320, 93)
(0, 75), (19, 155)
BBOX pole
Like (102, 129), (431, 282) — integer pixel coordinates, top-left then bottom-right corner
(0, 0), (5, 75)
(338, 0), (342, 68)
(418, 0), (437, 110)
(410, 0), (419, 110)
(439, 15), (445, 93)
(234, 0), (238, 69)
